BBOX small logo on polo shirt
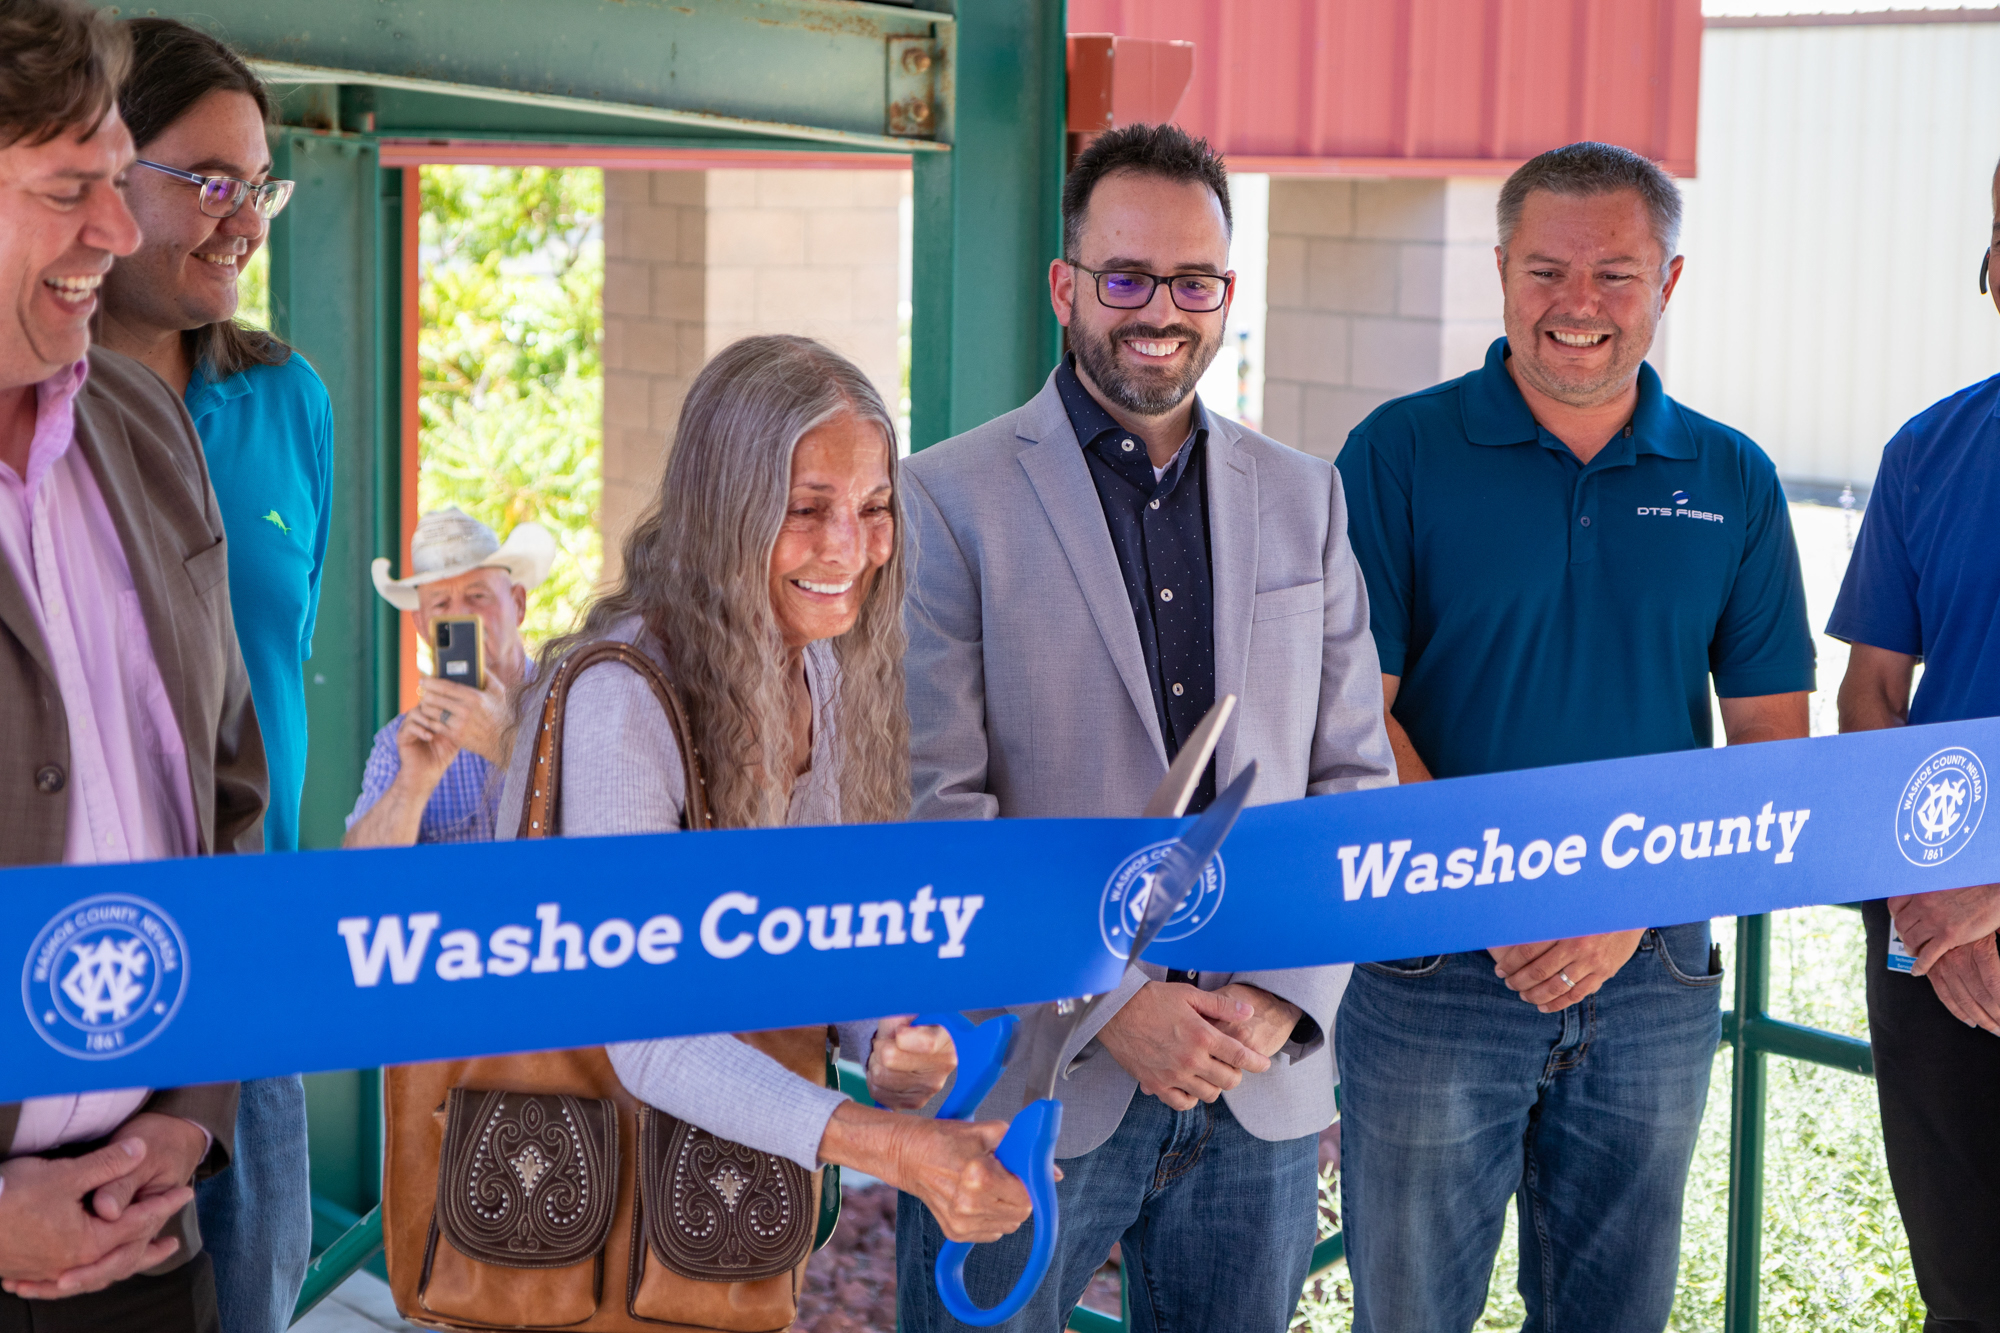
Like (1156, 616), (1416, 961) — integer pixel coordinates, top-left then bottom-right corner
(1637, 491), (1724, 524)
(263, 509), (291, 534)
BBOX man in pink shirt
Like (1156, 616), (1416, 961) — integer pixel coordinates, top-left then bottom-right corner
(0, 2), (266, 1329)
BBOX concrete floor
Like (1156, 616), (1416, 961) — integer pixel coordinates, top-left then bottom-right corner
(292, 1271), (421, 1333)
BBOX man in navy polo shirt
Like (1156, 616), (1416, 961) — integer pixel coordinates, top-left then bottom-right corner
(1336, 142), (1815, 1333)
(1828, 154), (2000, 1333)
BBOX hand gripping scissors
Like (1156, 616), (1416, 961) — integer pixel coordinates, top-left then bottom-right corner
(911, 697), (1253, 1325)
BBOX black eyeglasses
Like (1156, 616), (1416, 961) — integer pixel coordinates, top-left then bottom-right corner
(136, 160), (295, 220)
(1070, 263), (1233, 313)
(1982, 244), (1992, 297)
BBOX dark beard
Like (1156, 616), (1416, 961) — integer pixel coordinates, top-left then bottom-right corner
(1070, 317), (1221, 416)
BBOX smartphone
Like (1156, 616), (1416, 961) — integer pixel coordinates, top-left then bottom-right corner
(432, 616), (485, 691)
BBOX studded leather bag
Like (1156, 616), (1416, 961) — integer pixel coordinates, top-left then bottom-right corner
(383, 640), (837, 1332)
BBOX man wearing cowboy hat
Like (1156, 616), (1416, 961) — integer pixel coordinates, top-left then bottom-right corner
(343, 507), (555, 847)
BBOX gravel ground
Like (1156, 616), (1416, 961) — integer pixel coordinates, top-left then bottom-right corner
(798, 1122), (1344, 1333)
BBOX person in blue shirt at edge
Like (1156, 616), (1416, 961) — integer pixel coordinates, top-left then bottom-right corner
(90, 20), (328, 1333)
(343, 507), (554, 848)
(1827, 153), (2000, 1333)
(1334, 142), (1815, 1333)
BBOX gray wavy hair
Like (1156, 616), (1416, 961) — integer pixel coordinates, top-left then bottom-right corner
(538, 335), (909, 828)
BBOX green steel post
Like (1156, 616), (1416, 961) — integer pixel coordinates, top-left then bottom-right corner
(909, 0), (1066, 448)
(270, 126), (399, 1261)
(265, 127), (397, 849)
(1724, 914), (1772, 1333)
(370, 160), (407, 753)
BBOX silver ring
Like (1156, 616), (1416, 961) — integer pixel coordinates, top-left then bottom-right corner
(1558, 971), (1576, 990)
(439, 709), (452, 725)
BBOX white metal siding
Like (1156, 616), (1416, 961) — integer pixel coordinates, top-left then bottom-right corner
(1664, 21), (2000, 489)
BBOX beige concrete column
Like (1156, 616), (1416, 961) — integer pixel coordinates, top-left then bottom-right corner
(600, 167), (904, 574)
(1262, 177), (1504, 462)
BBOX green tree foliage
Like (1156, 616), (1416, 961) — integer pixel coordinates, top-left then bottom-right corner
(418, 165), (604, 642)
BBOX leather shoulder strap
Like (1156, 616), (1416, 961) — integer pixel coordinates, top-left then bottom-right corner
(517, 640), (711, 840)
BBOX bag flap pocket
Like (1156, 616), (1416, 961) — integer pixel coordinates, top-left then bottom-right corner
(435, 1087), (618, 1268)
(1252, 580), (1323, 622)
(638, 1105), (814, 1282)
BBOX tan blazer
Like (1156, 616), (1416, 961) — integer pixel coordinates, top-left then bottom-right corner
(0, 347), (266, 1266)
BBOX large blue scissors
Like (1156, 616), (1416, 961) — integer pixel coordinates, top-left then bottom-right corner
(914, 698), (1252, 1326)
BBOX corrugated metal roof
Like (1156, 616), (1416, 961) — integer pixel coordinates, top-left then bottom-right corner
(1066, 0), (1702, 174)
(1662, 19), (2000, 487)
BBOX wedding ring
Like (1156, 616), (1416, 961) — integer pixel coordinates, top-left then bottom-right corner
(1558, 971), (1576, 990)
(439, 709), (453, 725)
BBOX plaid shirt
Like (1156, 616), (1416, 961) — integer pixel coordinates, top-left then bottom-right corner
(345, 712), (502, 843)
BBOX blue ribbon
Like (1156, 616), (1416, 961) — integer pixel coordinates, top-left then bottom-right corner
(5, 718), (1994, 1102)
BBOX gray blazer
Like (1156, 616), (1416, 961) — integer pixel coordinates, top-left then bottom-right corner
(903, 372), (1395, 1156)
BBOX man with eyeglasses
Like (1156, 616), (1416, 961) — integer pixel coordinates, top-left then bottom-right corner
(897, 122), (1393, 1333)
(1830, 152), (2000, 1332)
(94, 20), (327, 1333)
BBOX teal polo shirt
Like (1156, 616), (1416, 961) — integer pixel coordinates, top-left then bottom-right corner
(1337, 337), (1814, 780)
(185, 352), (333, 850)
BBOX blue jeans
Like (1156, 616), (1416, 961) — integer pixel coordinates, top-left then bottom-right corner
(1338, 924), (1722, 1333)
(193, 1075), (312, 1333)
(897, 1093), (1319, 1333)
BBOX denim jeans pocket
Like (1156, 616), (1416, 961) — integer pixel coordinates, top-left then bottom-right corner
(1359, 955), (1448, 979)
(1649, 927), (1724, 988)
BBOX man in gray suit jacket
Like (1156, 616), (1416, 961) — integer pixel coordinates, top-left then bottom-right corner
(897, 124), (1394, 1333)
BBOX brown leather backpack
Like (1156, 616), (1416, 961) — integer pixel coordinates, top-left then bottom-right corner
(384, 640), (837, 1332)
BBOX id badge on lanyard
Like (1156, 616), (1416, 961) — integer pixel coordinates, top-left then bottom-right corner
(1887, 922), (1917, 974)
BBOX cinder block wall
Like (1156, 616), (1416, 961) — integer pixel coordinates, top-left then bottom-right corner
(1262, 177), (1504, 461)
(600, 168), (904, 573)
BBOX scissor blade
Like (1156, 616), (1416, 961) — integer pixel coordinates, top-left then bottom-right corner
(1024, 762), (1259, 1106)
(1127, 762), (1256, 963)
(1141, 695), (1237, 819)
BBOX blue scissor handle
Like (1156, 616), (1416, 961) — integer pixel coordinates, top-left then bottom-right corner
(912, 1011), (1018, 1122)
(934, 1097), (1064, 1327)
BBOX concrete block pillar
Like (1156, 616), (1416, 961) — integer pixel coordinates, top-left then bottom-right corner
(600, 167), (905, 573)
(1262, 177), (1504, 461)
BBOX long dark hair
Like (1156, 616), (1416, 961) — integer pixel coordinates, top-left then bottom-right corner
(118, 18), (292, 381)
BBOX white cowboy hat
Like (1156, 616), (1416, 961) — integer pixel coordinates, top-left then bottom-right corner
(370, 507), (558, 612)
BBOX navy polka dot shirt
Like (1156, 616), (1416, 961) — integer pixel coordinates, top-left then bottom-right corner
(1056, 356), (1218, 812)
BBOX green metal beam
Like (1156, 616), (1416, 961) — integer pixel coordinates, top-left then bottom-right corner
(292, 1206), (384, 1324)
(1722, 1012), (1874, 1078)
(909, 0), (1065, 448)
(1725, 914), (1772, 1333)
(88, 0), (953, 153)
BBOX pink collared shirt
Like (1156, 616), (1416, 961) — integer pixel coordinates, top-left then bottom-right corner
(0, 360), (200, 1159)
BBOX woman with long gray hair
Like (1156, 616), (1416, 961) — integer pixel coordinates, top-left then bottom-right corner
(496, 335), (1031, 1253)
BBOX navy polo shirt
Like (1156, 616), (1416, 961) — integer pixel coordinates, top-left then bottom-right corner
(1828, 373), (2000, 725)
(185, 352), (333, 851)
(1056, 357), (1218, 810)
(1338, 337), (1815, 780)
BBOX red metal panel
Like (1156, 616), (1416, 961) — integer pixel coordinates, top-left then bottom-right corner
(374, 142), (914, 170)
(1066, 0), (1701, 176)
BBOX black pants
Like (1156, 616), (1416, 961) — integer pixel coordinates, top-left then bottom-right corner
(1864, 899), (2000, 1332)
(0, 1252), (218, 1333)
